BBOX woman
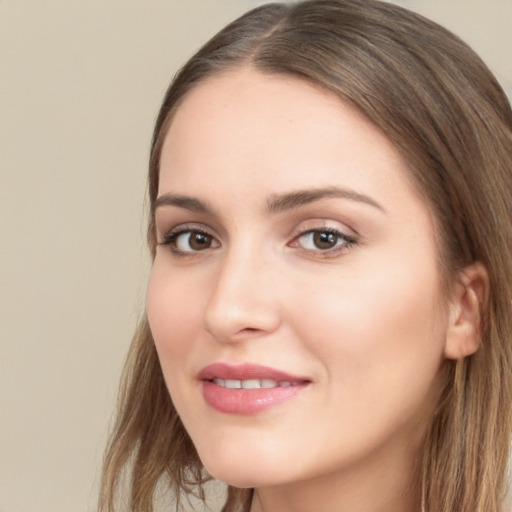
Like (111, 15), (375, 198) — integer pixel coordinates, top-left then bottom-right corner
(99, 1), (512, 511)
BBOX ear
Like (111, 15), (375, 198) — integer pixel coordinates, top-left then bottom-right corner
(444, 262), (489, 360)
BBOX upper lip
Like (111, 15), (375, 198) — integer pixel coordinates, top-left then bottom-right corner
(197, 362), (310, 383)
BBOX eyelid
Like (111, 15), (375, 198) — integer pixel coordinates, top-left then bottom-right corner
(288, 220), (358, 257)
(289, 218), (357, 240)
(290, 228), (356, 248)
(157, 223), (220, 254)
(156, 219), (357, 258)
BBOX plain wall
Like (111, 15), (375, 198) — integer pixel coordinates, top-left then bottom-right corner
(1, 2), (511, 512)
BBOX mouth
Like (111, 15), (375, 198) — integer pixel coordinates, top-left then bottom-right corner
(210, 378), (306, 389)
(198, 363), (311, 415)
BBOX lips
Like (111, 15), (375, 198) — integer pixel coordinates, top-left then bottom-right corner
(198, 363), (310, 415)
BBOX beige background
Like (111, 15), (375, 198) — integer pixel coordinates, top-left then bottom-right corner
(1, 2), (511, 512)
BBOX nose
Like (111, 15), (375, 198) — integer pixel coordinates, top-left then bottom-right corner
(203, 247), (282, 343)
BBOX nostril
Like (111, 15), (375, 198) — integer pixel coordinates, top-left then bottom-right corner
(235, 327), (267, 337)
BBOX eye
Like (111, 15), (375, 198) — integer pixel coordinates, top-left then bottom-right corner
(291, 228), (356, 254)
(160, 228), (220, 254)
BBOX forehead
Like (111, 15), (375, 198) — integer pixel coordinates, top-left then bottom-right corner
(159, 68), (422, 215)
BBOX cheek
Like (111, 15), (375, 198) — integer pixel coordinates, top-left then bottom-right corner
(288, 257), (448, 407)
(146, 261), (202, 374)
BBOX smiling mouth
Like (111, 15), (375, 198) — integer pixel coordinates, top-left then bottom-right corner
(198, 363), (311, 414)
(210, 378), (306, 389)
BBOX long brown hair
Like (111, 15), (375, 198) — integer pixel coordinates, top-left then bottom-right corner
(99, 1), (512, 511)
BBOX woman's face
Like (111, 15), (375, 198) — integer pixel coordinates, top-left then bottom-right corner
(147, 69), (450, 491)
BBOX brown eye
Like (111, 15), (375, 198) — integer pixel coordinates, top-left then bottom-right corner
(171, 230), (220, 253)
(189, 232), (212, 250)
(312, 231), (338, 250)
(293, 228), (355, 255)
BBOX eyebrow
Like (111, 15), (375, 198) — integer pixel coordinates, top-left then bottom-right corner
(153, 193), (214, 215)
(266, 187), (386, 214)
(153, 186), (385, 216)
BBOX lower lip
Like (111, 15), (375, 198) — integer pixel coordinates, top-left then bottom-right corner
(202, 380), (308, 415)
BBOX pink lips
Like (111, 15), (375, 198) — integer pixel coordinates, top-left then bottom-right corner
(198, 363), (310, 415)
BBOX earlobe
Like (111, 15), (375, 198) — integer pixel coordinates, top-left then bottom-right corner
(444, 262), (489, 361)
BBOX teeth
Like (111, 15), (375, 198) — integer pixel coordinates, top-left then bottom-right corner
(212, 378), (299, 389)
(242, 379), (262, 389)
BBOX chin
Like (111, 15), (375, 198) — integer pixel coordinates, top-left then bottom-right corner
(201, 457), (269, 488)
(198, 445), (295, 489)
(202, 461), (264, 488)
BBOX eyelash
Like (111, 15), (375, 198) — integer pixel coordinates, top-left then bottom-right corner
(158, 225), (357, 258)
(158, 225), (219, 256)
(289, 227), (357, 257)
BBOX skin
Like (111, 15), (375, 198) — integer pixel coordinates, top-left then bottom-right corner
(147, 69), (481, 512)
